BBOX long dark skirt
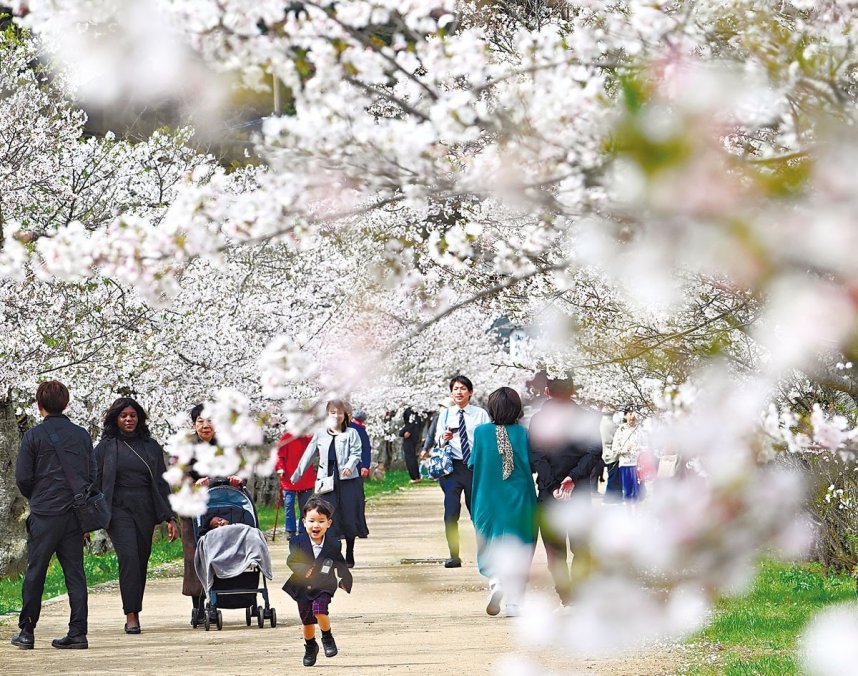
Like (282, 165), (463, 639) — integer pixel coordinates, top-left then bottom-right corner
(327, 478), (369, 540)
(180, 517), (203, 599)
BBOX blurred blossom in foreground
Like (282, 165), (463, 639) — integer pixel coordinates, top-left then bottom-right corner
(800, 604), (858, 676)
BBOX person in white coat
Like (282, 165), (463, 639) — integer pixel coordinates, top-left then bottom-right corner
(610, 408), (646, 501)
(292, 400), (368, 567)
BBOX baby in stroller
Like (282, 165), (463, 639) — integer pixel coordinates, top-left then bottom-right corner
(192, 484), (277, 630)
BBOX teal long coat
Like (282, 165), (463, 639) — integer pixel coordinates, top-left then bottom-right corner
(468, 423), (537, 571)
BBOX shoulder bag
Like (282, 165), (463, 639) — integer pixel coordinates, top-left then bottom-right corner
(50, 431), (110, 534)
(427, 409), (454, 479)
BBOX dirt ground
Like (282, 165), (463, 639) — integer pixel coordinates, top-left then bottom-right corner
(0, 486), (685, 675)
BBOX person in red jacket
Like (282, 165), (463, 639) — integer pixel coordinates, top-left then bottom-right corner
(275, 433), (317, 539)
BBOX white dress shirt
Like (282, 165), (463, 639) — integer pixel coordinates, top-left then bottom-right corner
(435, 404), (490, 460)
(312, 536), (324, 559)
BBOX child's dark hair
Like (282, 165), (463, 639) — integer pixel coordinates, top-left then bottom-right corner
(303, 496), (334, 519)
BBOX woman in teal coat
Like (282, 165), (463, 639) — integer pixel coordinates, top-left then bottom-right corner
(468, 387), (536, 617)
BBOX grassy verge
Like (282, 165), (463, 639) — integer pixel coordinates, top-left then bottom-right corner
(683, 560), (858, 675)
(0, 470), (416, 615)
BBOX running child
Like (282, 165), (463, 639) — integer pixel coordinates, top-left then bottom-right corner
(282, 497), (353, 667)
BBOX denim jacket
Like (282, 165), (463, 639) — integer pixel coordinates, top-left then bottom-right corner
(291, 427), (362, 483)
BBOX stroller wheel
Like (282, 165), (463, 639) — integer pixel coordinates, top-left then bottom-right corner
(270, 608), (277, 628)
(203, 611), (210, 631)
(245, 606), (252, 626)
(257, 605), (264, 628)
(216, 610), (223, 631)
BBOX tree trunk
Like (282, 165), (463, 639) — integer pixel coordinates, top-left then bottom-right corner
(0, 396), (28, 577)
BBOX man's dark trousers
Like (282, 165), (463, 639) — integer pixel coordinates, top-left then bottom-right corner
(20, 511), (87, 636)
(439, 459), (473, 559)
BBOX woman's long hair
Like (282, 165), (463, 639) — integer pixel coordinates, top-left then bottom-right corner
(103, 397), (151, 439)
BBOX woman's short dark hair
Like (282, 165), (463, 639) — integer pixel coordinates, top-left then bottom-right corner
(487, 387), (523, 425)
(449, 375), (474, 393)
(36, 381), (70, 415)
(303, 496), (334, 519)
(190, 403), (206, 423)
(326, 400), (351, 432)
(103, 397), (150, 439)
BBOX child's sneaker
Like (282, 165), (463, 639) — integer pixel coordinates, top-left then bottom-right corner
(321, 631), (338, 657)
(303, 639), (319, 666)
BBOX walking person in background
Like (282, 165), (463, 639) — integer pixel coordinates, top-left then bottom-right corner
(292, 401), (369, 567)
(12, 381), (95, 650)
(600, 408), (622, 502)
(612, 407), (646, 502)
(400, 406), (423, 483)
(275, 431), (316, 539)
(529, 377), (602, 606)
(435, 376), (490, 568)
(375, 409), (397, 476)
(94, 397), (178, 634)
(349, 409), (372, 479)
(468, 387), (536, 617)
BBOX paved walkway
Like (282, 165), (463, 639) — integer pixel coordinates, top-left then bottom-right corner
(0, 486), (678, 674)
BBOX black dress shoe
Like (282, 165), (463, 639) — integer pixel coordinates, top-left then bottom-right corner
(124, 623), (141, 634)
(11, 630), (34, 650)
(321, 632), (338, 657)
(51, 634), (88, 649)
(444, 558), (462, 568)
(303, 639), (319, 666)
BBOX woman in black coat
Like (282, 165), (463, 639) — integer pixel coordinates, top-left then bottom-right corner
(95, 397), (178, 634)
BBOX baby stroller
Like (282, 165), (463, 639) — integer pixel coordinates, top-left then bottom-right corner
(191, 482), (277, 630)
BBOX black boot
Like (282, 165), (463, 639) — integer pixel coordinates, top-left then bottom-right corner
(321, 629), (338, 657)
(11, 627), (34, 650)
(303, 638), (319, 666)
(51, 634), (88, 649)
(345, 538), (355, 568)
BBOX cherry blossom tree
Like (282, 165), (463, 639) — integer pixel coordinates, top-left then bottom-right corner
(4, 0), (858, 667)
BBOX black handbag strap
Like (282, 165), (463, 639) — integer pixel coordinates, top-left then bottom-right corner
(48, 430), (89, 503)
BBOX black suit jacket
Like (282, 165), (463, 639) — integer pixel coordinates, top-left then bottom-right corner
(282, 532), (353, 601)
(528, 400), (603, 503)
(94, 436), (174, 525)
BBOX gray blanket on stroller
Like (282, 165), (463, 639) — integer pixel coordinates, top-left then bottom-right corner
(194, 524), (273, 592)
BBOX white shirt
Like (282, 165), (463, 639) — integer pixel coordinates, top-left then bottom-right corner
(435, 404), (490, 460)
(312, 536), (324, 559)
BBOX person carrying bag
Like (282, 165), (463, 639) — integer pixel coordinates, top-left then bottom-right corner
(12, 380), (97, 651)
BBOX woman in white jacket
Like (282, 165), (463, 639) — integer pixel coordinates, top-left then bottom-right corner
(610, 408), (646, 501)
(292, 400), (368, 566)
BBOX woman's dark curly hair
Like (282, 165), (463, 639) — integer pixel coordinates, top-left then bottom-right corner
(102, 397), (150, 439)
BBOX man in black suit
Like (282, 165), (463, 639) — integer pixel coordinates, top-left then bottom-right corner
(528, 376), (602, 606)
(12, 380), (96, 650)
(283, 497), (353, 666)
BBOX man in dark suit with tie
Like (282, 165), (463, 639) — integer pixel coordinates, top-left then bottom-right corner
(435, 376), (490, 568)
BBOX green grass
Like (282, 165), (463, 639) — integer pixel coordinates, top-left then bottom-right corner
(0, 470), (416, 616)
(684, 560), (858, 675)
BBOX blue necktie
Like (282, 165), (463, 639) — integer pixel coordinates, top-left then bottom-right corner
(458, 409), (471, 464)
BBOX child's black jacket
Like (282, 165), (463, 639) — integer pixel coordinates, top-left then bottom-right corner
(282, 532), (353, 601)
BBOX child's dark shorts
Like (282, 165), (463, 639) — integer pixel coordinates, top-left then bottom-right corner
(297, 593), (333, 625)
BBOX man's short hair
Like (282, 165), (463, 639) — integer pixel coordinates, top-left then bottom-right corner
(36, 381), (69, 415)
(449, 375), (474, 393)
(303, 496), (334, 519)
(547, 376), (575, 398)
